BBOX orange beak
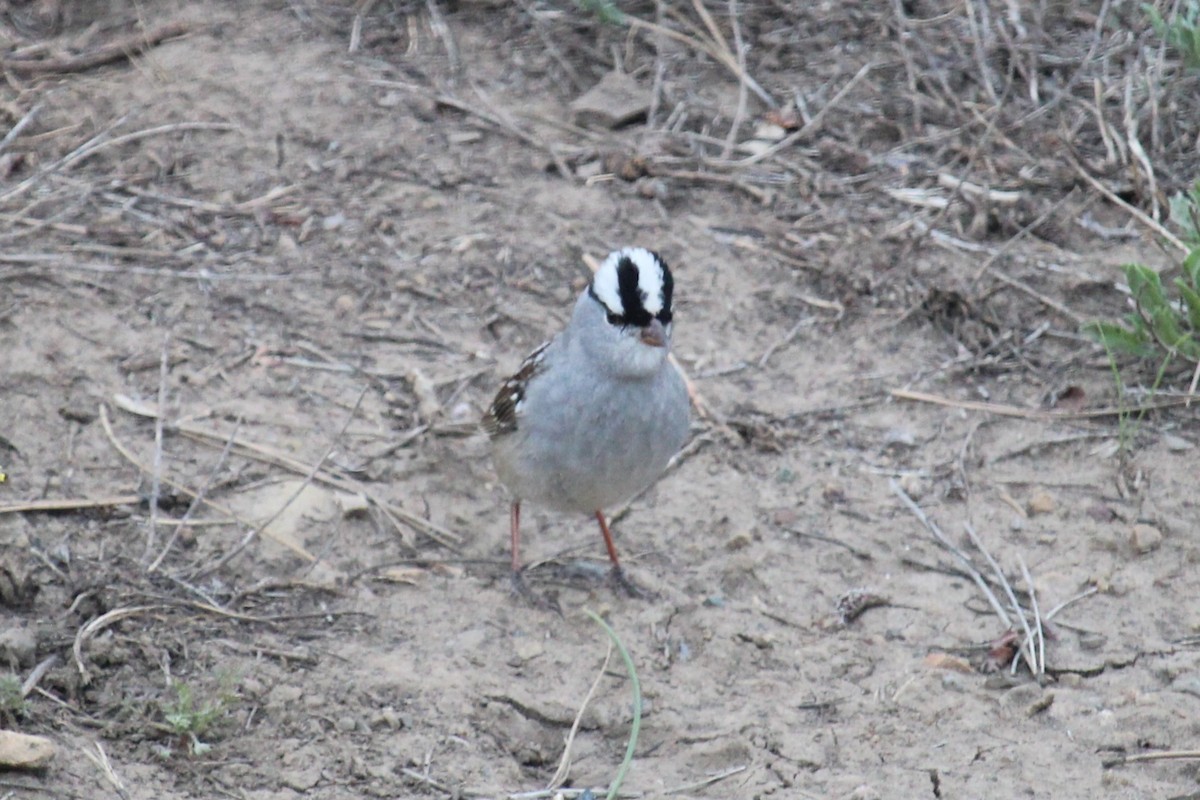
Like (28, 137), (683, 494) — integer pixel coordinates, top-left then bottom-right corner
(639, 318), (667, 347)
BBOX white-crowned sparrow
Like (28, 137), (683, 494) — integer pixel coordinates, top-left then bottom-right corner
(482, 247), (690, 596)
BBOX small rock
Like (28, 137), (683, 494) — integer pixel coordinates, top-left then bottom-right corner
(771, 508), (798, 526)
(635, 177), (668, 201)
(883, 427), (916, 448)
(276, 232), (299, 257)
(376, 91), (404, 108)
(574, 159), (604, 179)
(334, 492), (370, 517)
(267, 685), (304, 707)
(1129, 523), (1163, 554)
(0, 625), (37, 668)
(279, 764), (322, 792)
(333, 294), (356, 317)
(449, 401), (474, 423)
(1027, 489), (1056, 515)
(1163, 433), (1194, 451)
(845, 785), (882, 800)
(0, 730), (55, 769)
(513, 639), (544, 663)
(897, 472), (927, 500)
(940, 672), (968, 692)
(1026, 691), (1054, 716)
(570, 71), (650, 129)
(725, 531), (752, 551)
(372, 706), (401, 729)
(999, 682), (1042, 709)
(1171, 672), (1200, 699)
(336, 715), (358, 733)
(447, 130), (483, 145)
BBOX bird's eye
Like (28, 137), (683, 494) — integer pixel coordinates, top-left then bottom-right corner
(606, 312), (625, 326)
(656, 310), (673, 324)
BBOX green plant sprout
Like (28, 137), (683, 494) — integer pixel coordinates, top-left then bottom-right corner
(1169, 180), (1200, 248)
(1085, 251), (1200, 364)
(1144, 0), (1200, 69)
(0, 674), (26, 719)
(161, 678), (234, 756)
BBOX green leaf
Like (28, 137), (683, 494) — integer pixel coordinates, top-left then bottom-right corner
(1175, 278), (1200, 330)
(1144, 3), (1168, 36)
(1183, 248), (1200, 288)
(1083, 320), (1153, 356)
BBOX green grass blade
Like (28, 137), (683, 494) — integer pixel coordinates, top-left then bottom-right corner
(584, 609), (641, 800)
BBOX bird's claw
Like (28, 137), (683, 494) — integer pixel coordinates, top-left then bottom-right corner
(510, 568), (563, 615)
(609, 566), (656, 600)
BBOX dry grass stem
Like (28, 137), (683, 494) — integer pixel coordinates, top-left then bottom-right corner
(547, 642), (613, 791)
(662, 764), (750, 795)
(111, 394), (460, 549)
(738, 62), (873, 166)
(146, 416), (244, 574)
(1, 20), (190, 75)
(74, 606), (164, 684)
(1068, 156), (1188, 255)
(625, 15), (774, 107)
(81, 740), (129, 799)
(963, 522), (1038, 675)
(0, 495), (143, 514)
(142, 333), (171, 566)
(192, 386), (370, 578)
(98, 403), (260, 543)
(890, 479), (1016, 633)
(891, 388), (1198, 420)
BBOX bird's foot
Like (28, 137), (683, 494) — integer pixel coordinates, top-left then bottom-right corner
(510, 568), (563, 615)
(608, 566), (656, 600)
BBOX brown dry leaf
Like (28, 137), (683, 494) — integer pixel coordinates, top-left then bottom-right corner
(923, 652), (975, 673)
(1027, 489), (1056, 516)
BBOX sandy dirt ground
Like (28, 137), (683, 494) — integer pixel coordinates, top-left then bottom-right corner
(2, 1), (1200, 798)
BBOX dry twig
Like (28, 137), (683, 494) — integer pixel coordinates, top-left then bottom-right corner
(1, 20), (190, 75)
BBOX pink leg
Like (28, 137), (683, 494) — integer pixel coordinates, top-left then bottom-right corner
(510, 501), (522, 572)
(595, 510), (622, 567)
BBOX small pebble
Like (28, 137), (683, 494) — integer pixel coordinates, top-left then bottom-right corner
(1171, 672), (1200, 699)
(373, 707), (401, 729)
(1027, 489), (1056, 515)
(941, 672), (968, 692)
(884, 427), (917, 448)
(267, 685), (304, 707)
(0, 626), (37, 668)
(725, 531), (752, 551)
(1129, 523), (1163, 554)
(1163, 433), (1194, 451)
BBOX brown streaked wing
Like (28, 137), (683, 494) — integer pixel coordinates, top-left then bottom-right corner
(481, 341), (550, 438)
